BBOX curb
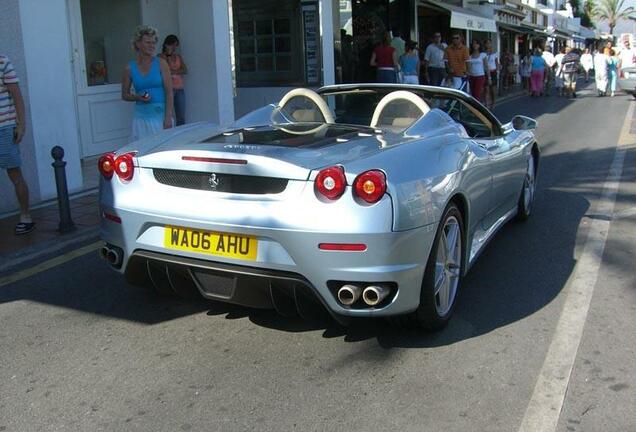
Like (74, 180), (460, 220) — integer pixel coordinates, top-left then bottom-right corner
(0, 226), (100, 278)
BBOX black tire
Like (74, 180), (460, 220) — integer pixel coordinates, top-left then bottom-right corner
(391, 203), (465, 331)
(516, 154), (536, 222)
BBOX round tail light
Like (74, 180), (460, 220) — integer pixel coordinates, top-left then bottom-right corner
(114, 153), (135, 181)
(354, 170), (386, 203)
(315, 166), (346, 200)
(98, 152), (115, 180)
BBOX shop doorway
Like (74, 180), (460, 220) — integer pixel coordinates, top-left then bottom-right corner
(68, 0), (180, 158)
(335, 0), (412, 84)
(417, 5), (452, 50)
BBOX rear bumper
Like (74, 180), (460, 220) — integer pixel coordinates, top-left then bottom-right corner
(100, 210), (437, 318)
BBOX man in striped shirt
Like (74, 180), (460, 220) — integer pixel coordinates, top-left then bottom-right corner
(1, 54), (34, 235)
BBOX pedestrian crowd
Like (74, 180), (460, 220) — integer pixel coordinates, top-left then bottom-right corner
(367, 30), (635, 105)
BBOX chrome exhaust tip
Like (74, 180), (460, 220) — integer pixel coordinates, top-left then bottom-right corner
(362, 285), (390, 306)
(106, 248), (120, 266)
(337, 284), (362, 306)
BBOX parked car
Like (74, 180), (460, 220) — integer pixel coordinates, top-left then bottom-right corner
(97, 84), (539, 331)
(618, 66), (636, 95)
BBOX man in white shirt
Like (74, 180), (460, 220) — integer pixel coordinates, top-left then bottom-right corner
(423, 33), (447, 86)
(620, 41), (635, 68)
(542, 47), (556, 94)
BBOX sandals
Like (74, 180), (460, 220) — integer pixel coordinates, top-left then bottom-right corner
(15, 222), (36, 235)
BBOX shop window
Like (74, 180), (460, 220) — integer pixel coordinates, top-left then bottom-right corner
(233, 0), (310, 86)
(79, 0), (141, 86)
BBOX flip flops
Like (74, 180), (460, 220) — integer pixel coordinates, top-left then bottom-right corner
(15, 222), (36, 235)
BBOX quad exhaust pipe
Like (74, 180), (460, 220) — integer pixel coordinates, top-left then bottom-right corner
(362, 285), (390, 306)
(336, 283), (392, 307)
(100, 244), (122, 267)
(337, 284), (362, 305)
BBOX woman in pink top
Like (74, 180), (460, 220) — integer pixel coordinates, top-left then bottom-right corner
(159, 35), (187, 126)
(370, 32), (398, 83)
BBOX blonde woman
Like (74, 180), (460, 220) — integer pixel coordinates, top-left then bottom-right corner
(122, 25), (173, 141)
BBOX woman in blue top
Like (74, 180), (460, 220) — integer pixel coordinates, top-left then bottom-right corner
(608, 49), (620, 97)
(122, 25), (173, 141)
(399, 41), (420, 85)
(529, 48), (546, 97)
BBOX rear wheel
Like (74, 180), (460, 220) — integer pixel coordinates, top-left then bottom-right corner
(392, 204), (464, 331)
(516, 155), (536, 221)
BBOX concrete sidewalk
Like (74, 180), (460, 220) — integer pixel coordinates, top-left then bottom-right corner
(0, 86), (527, 277)
(0, 190), (100, 277)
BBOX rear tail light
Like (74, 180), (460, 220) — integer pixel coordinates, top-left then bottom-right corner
(98, 152), (115, 180)
(114, 152), (135, 181)
(354, 170), (386, 203)
(315, 166), (346, 200)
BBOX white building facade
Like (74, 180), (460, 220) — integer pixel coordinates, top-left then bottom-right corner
(0, 0), (336, 214)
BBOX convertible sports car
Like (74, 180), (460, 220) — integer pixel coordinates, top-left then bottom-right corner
(98, 84), (539, 330)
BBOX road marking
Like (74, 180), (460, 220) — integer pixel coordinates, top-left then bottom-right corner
(518, 101), (634, 432)
(0, 241), (101, 288)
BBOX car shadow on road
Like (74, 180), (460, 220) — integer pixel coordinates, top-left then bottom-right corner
(1, 145), (634, 346)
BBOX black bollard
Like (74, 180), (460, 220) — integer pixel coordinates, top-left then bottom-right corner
(51, 146), (76, 233)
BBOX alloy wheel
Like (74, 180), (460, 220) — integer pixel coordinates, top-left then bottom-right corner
(434, 216), (462, 316)
(524, 157), (536, 212)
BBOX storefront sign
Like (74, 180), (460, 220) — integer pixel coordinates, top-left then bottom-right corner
(450, 10), (497, 33)
(302, 2), (320, 85)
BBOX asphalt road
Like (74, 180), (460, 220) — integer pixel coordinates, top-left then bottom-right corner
(1, 86), (635, 432)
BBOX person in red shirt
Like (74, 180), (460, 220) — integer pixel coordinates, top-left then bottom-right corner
(370, 32), (398, 83)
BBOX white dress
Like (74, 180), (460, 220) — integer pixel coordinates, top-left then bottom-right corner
(554, 53), (565, 88)
(594, 53), (609, 93)
(580, 53), (593, 72)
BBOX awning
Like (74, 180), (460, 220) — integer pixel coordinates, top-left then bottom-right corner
(546, 28), (574, 40)
(498, 22), (546, 38)
(520, 24), (548, 38)
(498, 22), (533, 34)
(421, 1), (497, 33)
(578, 26), (597, 39)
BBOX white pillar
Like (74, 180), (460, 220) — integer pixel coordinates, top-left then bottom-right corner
(18, 0), (83, 198)
(178, 0), (234, 125)
(320, 0), (335, 86)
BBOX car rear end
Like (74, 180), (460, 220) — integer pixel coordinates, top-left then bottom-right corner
(98, 127), (436, 320)
(619, 67), (636, 95)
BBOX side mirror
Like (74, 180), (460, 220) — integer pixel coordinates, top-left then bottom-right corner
(511, 115), (537, 131)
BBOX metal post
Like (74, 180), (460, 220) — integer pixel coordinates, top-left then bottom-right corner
(50, 146), (76, 233)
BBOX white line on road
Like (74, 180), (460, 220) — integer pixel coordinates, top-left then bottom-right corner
(518, 102), (634, 432)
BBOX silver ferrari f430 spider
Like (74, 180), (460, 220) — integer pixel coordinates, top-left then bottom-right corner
(98, 84), (539, 330)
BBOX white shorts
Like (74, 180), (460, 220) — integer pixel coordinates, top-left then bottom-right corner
(402, 75), (419, 85)
(131, 117), (164, 143)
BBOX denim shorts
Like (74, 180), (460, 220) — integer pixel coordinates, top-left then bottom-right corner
(0, 125), (21, 169)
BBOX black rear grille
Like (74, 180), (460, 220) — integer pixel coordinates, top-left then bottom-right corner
(153, 169), (288, 194)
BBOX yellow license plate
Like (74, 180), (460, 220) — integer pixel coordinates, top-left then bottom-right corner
(164, 226), (258, 261)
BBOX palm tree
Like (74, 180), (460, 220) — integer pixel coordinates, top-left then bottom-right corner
(596, 0), (635, 35)
(584, 0), (598, 26)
